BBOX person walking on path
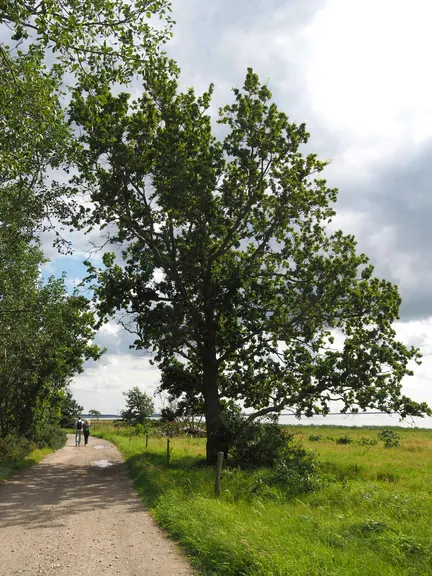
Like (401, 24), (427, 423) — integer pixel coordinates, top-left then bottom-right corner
(83, 420), (90, 446)
(75, 417), (84, 446)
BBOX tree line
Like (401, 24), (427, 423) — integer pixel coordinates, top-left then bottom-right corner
(0, 0), (429, 462)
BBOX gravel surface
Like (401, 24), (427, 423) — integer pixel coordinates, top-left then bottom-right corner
(0, 435), (195, 576)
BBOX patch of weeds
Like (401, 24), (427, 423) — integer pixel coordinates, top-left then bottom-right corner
(349, 463), (363, 477)
(376, 471), (399, 483)
(274, 448), (321, 496)
(397, 535), (425, 557)
(347, 519), (388, 538)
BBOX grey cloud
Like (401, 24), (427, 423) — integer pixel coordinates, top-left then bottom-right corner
(332, 139), (432, 320)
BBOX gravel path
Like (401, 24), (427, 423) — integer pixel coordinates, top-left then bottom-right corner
(0, 434), (195, 576)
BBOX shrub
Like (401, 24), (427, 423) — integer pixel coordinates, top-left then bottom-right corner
(336, 434), (353, 445)
(378, 429), (401, 448)
(359, 437), (378, 446)
(160, 406), (177, 422)
(274, 444), (320, 494)
(33, 425), (66, 450)
(0, 435), (35, 461)
(227, 419), (289, 467)
(309, 434), (322, 442)
(162, 420), (185, 438)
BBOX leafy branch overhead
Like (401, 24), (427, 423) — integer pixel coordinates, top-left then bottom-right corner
(0, 0), (174, 83)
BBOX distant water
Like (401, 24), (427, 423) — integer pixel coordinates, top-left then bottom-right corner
(84, 413), (432, 429)
(278, 413), (432, 429)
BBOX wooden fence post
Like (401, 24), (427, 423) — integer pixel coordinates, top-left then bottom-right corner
(145, 434), (149, 448)
(215, 451), (224, 496)
(166, 438), (170, 466)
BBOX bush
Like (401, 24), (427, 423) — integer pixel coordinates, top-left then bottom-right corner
(162, 420), (185, 438)
(0, 435), (35, 461)
(378, 429), (401, 448)
(336, 434), (353, 445)
(33, 425), (67, 450)
(309, 434), (322, 442)
(359, 437), (378, 446)
(229, 421), (289, 467)
(160, 407), (177, 422)
(274, 444), (320, 494)
(134, 423), (145, 436)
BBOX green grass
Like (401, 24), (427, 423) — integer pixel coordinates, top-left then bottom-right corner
(95, 426), (432, 576)
(0, 447), (52, 481)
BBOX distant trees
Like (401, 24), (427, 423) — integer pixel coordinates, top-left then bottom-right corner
(121, 387), (154, 425)
(60, 390), (84, 428)
(89, 409), (102, 421)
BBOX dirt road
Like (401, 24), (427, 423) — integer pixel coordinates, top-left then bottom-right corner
(0, 435), (195, 576)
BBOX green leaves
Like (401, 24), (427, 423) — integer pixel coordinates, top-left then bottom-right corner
(1, 0), (174, 84)
(70, 61), (428, 460)
(121, 386), (154, 424)
(0, 48), (72, 239)
(0, 230), (102, 438)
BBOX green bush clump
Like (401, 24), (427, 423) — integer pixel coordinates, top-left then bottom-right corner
(220, 404), (289, 466)
(336, 434), (353, 445)
(359, 437), (378, 446)
(274, 446), (320, 494)
(134, 423), (145, 436)
(378, 429), (401, 448)
(308, 434), (322, 442)
(0, 435), (35, 461)
(33, 425), (67, 450)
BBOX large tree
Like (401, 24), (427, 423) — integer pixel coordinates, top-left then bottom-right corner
(71, 60), (429, 463)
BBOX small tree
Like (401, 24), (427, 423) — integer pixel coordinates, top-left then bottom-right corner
(121, 387), (154, 425)
(89, 409), (102, 421)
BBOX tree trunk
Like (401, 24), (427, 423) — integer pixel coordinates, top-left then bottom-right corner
(203, 381), (223, 464)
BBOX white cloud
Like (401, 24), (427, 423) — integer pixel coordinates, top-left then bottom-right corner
(302, 0), (432, 168)
(71, 353), (160, 414)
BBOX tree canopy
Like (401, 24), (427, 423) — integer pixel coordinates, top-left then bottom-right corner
(0, 229), (101, 438)
(0, 44), (102, 441)
(71, 60), (429, 463)
(121, 387), (154, 425)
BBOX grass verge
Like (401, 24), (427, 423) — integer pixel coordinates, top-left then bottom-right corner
(0, 447), (53, 481)
(95, 426), (432, 576)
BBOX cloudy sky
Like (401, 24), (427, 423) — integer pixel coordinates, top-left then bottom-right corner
(41, 0), (432, 424)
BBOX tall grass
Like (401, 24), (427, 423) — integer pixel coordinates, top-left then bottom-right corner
(96, 426), (432, 575)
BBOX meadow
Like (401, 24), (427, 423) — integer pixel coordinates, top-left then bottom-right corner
(95, 424), (432, 575)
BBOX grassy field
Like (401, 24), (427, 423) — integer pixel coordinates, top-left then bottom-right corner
(95, 425), (432, 576)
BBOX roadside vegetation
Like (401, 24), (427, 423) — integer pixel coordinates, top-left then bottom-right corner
(95, 422), (432, 576)
(0, 437), (58, 481)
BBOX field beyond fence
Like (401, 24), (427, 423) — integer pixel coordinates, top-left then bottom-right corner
(94, 424), (432, 576)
